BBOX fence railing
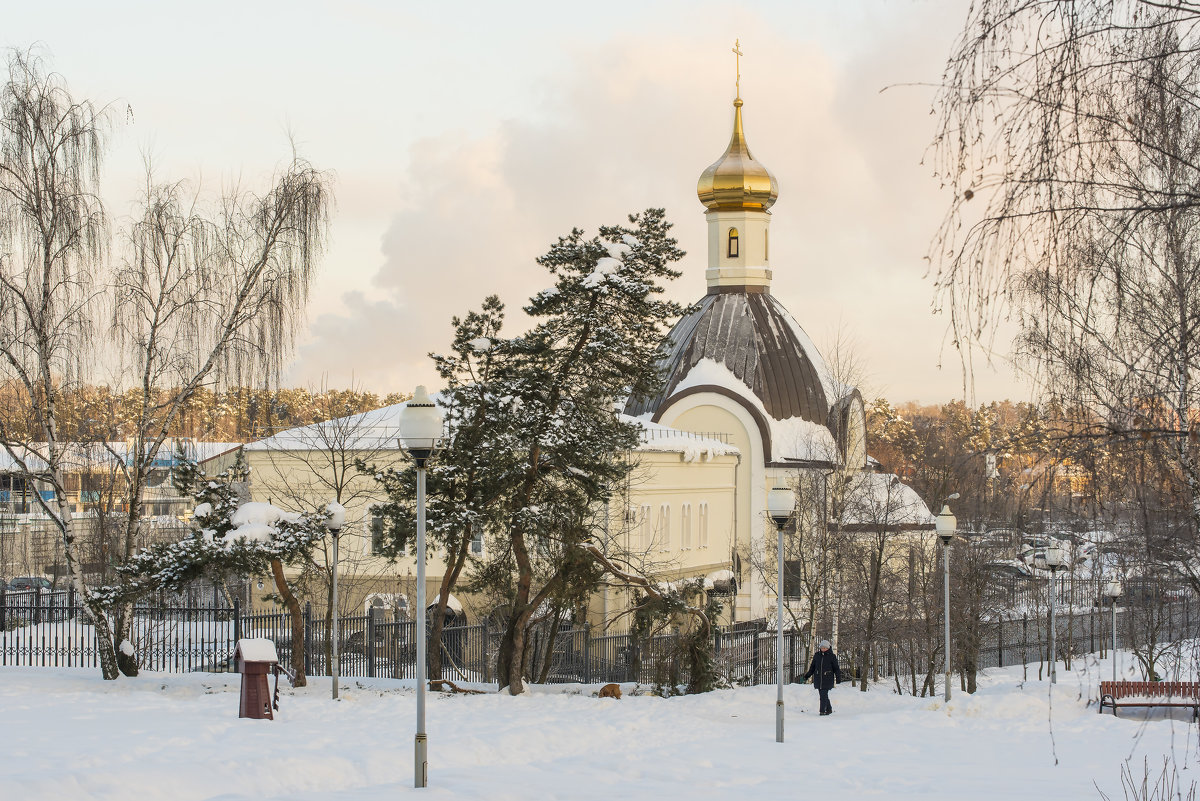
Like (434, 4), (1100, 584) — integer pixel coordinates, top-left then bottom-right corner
(3, 585), (1197, 692)
(980, 575), (1186, 618)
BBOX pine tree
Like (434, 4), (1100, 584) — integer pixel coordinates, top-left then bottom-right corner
(366, 208), (726, 694)
(363, 295), (510, 679)
(473, 209), (689, 692)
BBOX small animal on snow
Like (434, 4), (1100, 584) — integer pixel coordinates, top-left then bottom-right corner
(598, 683), (622, 699)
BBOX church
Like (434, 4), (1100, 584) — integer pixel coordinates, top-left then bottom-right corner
(620, 84), (932, 622)
(221, 82), (933, 631)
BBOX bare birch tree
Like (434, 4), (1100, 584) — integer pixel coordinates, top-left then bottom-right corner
(0, 51), (330, 679)
(0, 51), (118, 676)
(932, 3), (1200, 542)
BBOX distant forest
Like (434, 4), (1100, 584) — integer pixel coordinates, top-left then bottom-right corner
(1, 384), (1158, 537)
(0, 384), (409, 443)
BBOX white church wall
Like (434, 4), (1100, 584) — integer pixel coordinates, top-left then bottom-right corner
(656, 391), (770, 620)
(585, 447), (739, 626)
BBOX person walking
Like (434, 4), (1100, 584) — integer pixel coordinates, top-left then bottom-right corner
(801, 640), (842, 716)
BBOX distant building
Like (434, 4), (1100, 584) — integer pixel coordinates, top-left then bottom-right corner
(0, 439), (239, 581)
(217, 405), (741, 620)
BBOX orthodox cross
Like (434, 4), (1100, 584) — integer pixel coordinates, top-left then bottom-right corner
(732, 39), (743, 98)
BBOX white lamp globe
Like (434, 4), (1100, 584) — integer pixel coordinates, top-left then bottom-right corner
(935, 504), (957, 544)
(398, 386), (444, 456)
(767, 486), (793, 528)
(326, 501), (346, 532)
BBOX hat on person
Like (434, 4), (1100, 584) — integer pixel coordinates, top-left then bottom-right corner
(819, 640), (831, 649)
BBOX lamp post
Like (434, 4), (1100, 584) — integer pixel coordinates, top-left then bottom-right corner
(1036, 544), (1065, 684)
(327, 501), (346, 701)
(1104, 579), (1122, 684)
(766, 485), (793, 744)
(935, 502), (957, 702)
(397, 385), (444, 789)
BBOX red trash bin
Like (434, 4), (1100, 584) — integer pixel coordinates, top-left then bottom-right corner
(236, 638), (279, 720)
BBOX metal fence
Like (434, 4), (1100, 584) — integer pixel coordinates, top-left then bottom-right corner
(3, 584), (1198, 692)
(0, 588), (785, 685)
(831, 595), (1200, 692)
(980, 575), (1188, 617)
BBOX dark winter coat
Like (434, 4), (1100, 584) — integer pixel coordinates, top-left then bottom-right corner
(801, 649), (841, 690)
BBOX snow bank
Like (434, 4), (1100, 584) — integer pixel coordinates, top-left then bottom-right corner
(0, 651), (1190, 801)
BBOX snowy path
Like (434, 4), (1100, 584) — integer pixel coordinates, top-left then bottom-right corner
(1, 657), (1194, 800)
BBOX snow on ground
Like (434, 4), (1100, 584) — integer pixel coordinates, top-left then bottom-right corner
(2, 651), (1198, 800)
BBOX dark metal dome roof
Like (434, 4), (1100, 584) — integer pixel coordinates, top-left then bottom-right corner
(627, 290), (831, 424)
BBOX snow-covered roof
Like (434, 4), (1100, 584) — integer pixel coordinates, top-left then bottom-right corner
(244, 405), (405, 453)
(667, 358), (840, 462)
(625, 292), (852, 429)
(242, 400), (736, 464)
(183, 442), (244, 464)
(236, 638), (279, 664)
(841, 472), (934, 528)
(626, 414), (739, 462)
(429, 593), (464, 613)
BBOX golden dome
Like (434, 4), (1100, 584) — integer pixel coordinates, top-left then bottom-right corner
(697, 98), (778, 212)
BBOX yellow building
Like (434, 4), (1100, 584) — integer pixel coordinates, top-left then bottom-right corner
(216, 408), (740, 623)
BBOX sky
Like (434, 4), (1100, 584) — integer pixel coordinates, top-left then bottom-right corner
(5, 0), (1030, 404)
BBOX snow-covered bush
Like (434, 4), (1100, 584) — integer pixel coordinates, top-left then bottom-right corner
(94, 453), (329, 605)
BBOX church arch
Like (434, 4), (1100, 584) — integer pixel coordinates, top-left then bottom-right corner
(652, 384), (772, 462)
(727, 227), (739, 258)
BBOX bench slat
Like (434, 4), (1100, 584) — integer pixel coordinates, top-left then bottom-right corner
(1101, 681), (1200, 692)
(1100, 681), (1200, 709)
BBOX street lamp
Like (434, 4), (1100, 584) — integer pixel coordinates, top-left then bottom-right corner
(1035, 544), (1065, 684)
(327, 501), (346, 701)
(935, 501), (957, 702)
(1104, 579), (1122, 684)
(766, 485), (793, 744)
(398, 385), (445, 789)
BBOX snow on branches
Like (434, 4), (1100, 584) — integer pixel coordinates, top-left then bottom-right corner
(93, 452), (330, 606)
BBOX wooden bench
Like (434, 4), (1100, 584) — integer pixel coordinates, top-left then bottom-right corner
(1099, 681), (1200, 719)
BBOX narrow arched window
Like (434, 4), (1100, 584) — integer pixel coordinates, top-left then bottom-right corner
(727, 228), (739, 258)
(764, 229), (769, 260)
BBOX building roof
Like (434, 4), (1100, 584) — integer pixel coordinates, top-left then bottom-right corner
(625, 291), (834, 426)
(841, 472), (934, 528)
(626, 415), (739, 462)
(242, 402), (736, 462)
(244, 405), (404, 453)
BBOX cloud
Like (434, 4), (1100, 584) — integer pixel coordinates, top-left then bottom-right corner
(288, 292), (413, 391)
(287, 8), (1026, 403)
